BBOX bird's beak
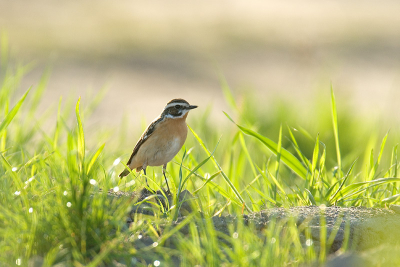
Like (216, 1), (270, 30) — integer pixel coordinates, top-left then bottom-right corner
(188, 105), (198, 110)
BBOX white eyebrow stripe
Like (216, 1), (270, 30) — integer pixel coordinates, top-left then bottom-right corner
(164, 102), (189, 109)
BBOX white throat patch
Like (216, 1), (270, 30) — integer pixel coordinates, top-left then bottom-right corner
(165, 109), (189, 119)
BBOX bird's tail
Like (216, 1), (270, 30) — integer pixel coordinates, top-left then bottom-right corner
(119, 169), (131, 178)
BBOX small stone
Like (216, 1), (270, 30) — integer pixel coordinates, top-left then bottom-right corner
(28, 256), (44, 267)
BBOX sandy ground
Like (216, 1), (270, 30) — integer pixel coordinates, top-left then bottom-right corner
(1, 0), (400, 128)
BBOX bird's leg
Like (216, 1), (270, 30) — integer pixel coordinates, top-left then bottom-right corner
(162, 164), (170, 193)
(143, 167), (150, 188)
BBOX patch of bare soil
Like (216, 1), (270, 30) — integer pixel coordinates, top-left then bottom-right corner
(107, 189), (400, 265)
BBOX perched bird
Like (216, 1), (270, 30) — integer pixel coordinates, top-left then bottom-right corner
(119, 98), (197, 192)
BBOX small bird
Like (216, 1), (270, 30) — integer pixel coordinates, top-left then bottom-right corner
(119, 98), (197, 192)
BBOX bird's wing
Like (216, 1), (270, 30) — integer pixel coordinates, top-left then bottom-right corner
(126, 116), (164, 166)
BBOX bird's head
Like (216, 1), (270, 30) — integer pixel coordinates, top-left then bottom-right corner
(162, 98), (197, 119)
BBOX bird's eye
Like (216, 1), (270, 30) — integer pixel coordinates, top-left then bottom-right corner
(175, 105), (181, 109)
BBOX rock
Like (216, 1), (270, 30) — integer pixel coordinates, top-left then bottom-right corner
(325, 252), (372, 267)
(106, 189), (400, 256)
(389, 204), (400, 214)
(28, 256), (44, 267)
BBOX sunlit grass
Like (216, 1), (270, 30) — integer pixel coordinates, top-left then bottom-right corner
(1, 44), (400, 266)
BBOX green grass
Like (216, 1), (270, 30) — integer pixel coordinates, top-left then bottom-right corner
(1, 44), (400, 266)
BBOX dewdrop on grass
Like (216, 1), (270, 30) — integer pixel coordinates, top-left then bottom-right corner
(113, 158), (121, 166)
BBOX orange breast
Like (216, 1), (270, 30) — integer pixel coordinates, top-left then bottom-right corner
(129, 115), (188, 169)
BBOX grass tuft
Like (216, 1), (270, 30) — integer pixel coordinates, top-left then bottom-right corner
(1, 45), (400, 265)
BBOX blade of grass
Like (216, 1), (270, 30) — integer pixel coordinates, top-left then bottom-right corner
(0, 100), (8, 151)
(319, 144), (326, 178)
(331, 86), (342, 178)
(189, 125), (252, 212)
(287, 126), (312, 171)
(389, 144), (398, 195)
(172, 162), (242, 205)
(256, 165), (286, 196)
(295, 125), (314, 142)
(309, 134), (320, 189)
(390, 144), (398, 178)
(0, 154), (30, 209)
(225, 112), (308, 179)
(328, 159), (357, 202)
(332, 177), (400, 202)
(251, 185), (277, 205)
(306, 189), (317, 205)
(273, 125), (283, 199)
(382, 193), (400, 204)
(179, 137), (220, 191)
(192, 171), (221, 194)
(311, 134), (319, 176)
(319, 208), (327, 263)
(0, 87), (30, 133)
(239, 132), (257, 178)
(87, 143), (105, 174)
(75, 98), (85, 173)
(176, 147), (187, 203)
(53, 97), (62, 150)
(368, 132), (388, 180)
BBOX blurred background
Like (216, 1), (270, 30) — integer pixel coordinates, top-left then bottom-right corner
(1, 0), (400, 127)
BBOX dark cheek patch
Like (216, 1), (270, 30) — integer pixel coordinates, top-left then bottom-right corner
(172, 110), (182, 116)
(171, 108), (180, 116)
(164, 106), (184, 117)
